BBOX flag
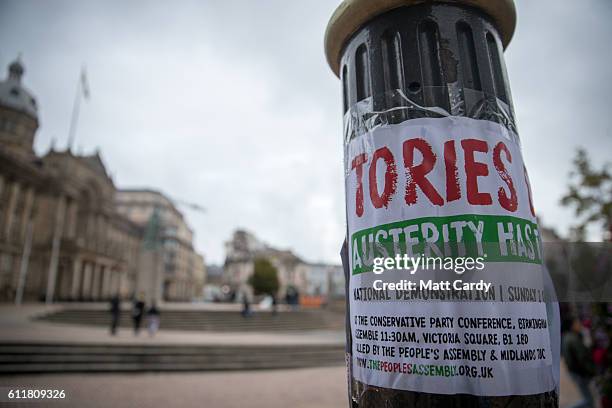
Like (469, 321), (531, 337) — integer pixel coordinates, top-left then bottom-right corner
(80, 67), (90, 100)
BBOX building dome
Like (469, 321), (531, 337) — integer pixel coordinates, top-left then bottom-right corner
(0, 57), (38, 120)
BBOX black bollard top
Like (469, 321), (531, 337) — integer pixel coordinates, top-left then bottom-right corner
(325, 0), (516, 77)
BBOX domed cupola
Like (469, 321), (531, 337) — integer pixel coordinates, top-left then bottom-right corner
(0, 57), (39, 156)
(0, 57), (38, 120)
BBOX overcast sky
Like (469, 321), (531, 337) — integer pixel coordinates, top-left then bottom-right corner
(1, 0), (610, 264)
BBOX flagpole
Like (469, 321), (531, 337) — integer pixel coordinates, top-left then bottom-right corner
(66, 70), (83, 152)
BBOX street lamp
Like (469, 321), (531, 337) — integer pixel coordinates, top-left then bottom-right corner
(326, 0), (558, 406)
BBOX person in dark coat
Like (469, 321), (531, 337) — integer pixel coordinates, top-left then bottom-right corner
(241, 290), (252, 318)
(562, 317), (596, 408)
(132, 294), (145, 335)
(271, 293), (278, 316)
(109, 295), (120, 336)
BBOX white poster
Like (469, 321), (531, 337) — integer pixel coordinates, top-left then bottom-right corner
(346, 116), (556, 396)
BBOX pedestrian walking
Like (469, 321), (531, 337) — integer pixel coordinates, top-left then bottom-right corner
(563, 317), (596, 408)
(241, 292), (251, 318)
(146, 303), (161, 337)
(271, 293), (278, 316)
(109, 294), (120, 336)
(132, 293), (145, 336)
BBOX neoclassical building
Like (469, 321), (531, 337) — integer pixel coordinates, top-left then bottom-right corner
(0, 58), (205, 303)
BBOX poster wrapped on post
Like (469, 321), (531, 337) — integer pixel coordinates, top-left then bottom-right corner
(344, 110), (557, 396)
(325, 1), (559, 404)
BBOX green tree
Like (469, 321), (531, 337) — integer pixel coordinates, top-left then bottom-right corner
(560, 148), (612, 241)
(561, 149), (612, 404)
(249, 258), (279, 295)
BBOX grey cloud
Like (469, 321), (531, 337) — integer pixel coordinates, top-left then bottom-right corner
(1, 0), (610, 263)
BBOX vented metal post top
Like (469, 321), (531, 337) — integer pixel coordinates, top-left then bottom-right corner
(325, 0), (517, 77)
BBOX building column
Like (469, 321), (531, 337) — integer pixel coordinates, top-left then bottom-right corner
(45, 195), (66, 304)
(14, 187), (35, 305)
(58, 263), (72, 300)
(81, 261), (93, 300)
(90, 263), (98, 300)
(71, 257), (82, 300)
(95, 263), (105, 299)
(101, 265), (111, 299)
(3, 181), (20, 240)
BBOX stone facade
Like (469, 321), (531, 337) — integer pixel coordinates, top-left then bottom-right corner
(0, 58), (205, 303)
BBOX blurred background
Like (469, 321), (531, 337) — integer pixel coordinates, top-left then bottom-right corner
(0, 0), (610, 407)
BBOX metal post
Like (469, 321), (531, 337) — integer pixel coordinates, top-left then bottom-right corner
(15, 219), (33, 305)
(45, 195), (66, 304)
(66, 74), (82, 152)
(15, 187), (34, 305)
(326, 1), (557, 406)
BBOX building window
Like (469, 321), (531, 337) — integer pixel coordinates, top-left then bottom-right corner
(165, 226), (177, 237)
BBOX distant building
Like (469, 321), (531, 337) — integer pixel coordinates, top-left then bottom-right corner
(300, 263), (344, 298)
(223, 229), (265, 294)
(116, 189), (206, 301)
(205, 264), (224, 285)
(223, 229), (344, 299)
(0, 57), (205, 303)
